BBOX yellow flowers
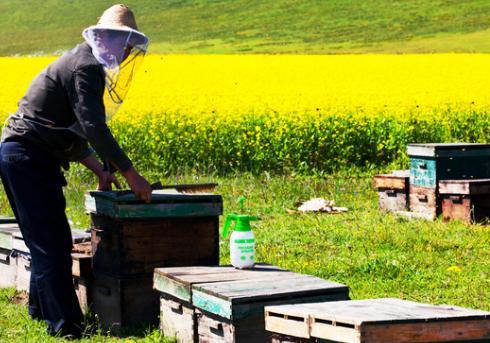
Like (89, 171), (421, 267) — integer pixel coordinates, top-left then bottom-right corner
(447, 266), (462, 273)
(117, 54), (490, 121)
(0, 54), (489, 173)
(1, 54), (490, 120)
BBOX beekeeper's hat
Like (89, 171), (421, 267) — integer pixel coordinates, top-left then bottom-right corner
(92, 4), (139, 32)
(82, 4), (149, 120)
(83, 4), (149, 66)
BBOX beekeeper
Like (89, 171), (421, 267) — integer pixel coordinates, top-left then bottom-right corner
(0, 4), (151, 337)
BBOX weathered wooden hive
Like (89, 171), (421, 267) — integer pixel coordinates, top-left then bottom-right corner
(0, 220), (19, 289)
(0, 221), (92, 309)
(407, 143), (490, 220)
(153, 264), (349, 343)
(85, 190), (222, 333)
(439, 179), (490, 223)
(373, 170), (409, 212)
(265, 298), (490, 343)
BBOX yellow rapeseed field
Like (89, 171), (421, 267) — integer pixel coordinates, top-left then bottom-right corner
(1, 54), (488, 172)
(1, 54), (489, 121)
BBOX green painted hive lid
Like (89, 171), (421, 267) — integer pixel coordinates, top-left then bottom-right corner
(85, 190), (223, 218)
(407, 143), (490, 157)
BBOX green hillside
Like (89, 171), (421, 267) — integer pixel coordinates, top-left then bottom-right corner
(2, 0), (490, 55)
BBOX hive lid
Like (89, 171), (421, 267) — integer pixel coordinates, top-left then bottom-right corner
(266, 298), (490, 326)
(191, 273), (349, 320)
(87, 189), (222, 203)
(153, 264), (289, 302)
(85, 190), (223, 218)
(407, 143), (490, 157)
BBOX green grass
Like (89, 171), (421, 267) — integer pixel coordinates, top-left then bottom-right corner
(2, 0), (490, 55)
(1, 167), (488, 341)
(0, 288), (174, 342)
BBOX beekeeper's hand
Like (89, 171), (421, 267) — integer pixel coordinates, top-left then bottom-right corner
(122, 167), (152, 203)
(97, 171), (122, 191)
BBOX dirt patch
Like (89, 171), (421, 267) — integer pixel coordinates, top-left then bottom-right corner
(10, 291), (28, 305)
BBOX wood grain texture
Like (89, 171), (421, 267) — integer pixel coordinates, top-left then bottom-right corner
(91, 215), (219, 277)
(197, 310), (236, 342)
(265, 298), (490, 343)
(154, 265), (348, 341)
(373, 173), (409, 190)
(71, 253), (92, 278)
(441, 194), (490, 223)
(0, 223), (21, 251)
(265, 311), (310, 339)
(439, 179), (490, 195)
(197, 310), (269, 343)
(361, 319), (490, 343)
(409, 185), (439, 219)
(194, 274), (346, 303)
(0, 248), (16, 288)
(74, 277), (92, 313)
(153, 264), (289, 302)
(160, 297), (196, 343)
(192, 275), (348, 319)
(92, 273), (159, 333)
(378, 189), (408, 212)
(14, 252), (31, 292)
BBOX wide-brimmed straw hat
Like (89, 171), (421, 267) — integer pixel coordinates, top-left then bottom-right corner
(87, 4), (141, 33)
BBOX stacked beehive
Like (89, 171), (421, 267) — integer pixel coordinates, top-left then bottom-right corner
(0, 220), (20, 289)
(0, 220), (92, 309)
(374, 143), (490, 223)
(265, 298), (490, 343)
(85, 190), (223, 333)
(153, 264), (350, 342)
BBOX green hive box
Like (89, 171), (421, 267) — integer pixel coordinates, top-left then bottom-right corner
(85, 190), (223, 333)
(408, 143), (490, 188)
(85, 190), (222, 277)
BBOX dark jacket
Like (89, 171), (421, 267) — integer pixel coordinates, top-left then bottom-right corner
(2, 42), (132, 171)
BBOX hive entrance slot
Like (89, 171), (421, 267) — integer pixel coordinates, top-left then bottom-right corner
(315, 318), (355, 329)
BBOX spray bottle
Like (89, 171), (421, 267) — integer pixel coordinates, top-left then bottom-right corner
(222, 196), (259, 269)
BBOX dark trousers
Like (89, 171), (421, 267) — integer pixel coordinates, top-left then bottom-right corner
(0, 140), (83, 336)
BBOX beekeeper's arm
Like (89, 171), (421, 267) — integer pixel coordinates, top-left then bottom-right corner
(71, 63), (152, 202)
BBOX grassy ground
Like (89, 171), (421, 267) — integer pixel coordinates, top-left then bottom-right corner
(2, 0), (490, 55)
(0, 166), (488, 341)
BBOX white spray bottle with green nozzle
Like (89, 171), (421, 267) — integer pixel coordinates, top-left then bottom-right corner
(223, 196), (259, 269)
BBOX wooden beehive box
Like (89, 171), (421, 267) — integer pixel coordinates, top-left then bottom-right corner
(407, 143), (490, 220)
(408, 143), (490, 188)
(0, 248), (15, 288)
(408, 185), (440, 220)
(92, 273), (159, 332)
(86, 190), (222, 333)
(154, 264), (291, 342)
(86, 190), (222, 277)
(373, 170), (409, 212)
(439, 179), (490, 223)
(0, 224), (30, 291)
(265, 298), (490, 343)
(154, 265), (349, 343)
(0, 223), (19, 288)
(1, 225), (91, 293)
(72, 252), (93, 312)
